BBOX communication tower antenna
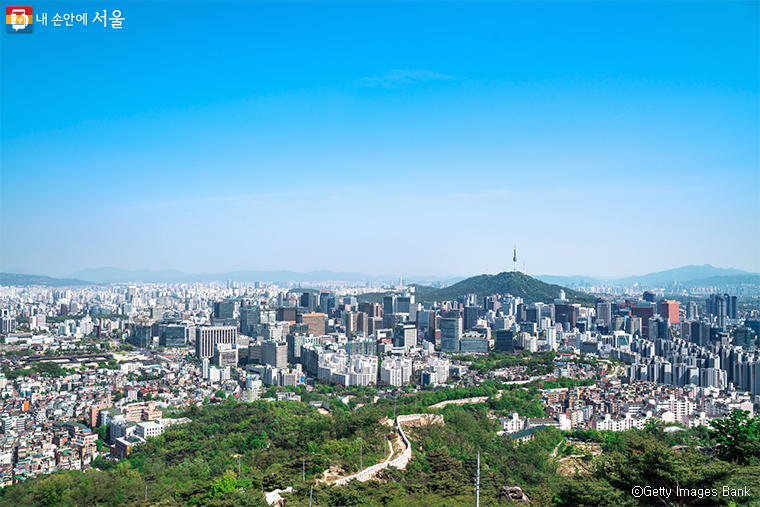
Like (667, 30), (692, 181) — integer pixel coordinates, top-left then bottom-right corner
(523, 261), (526, 275)
(513, 246), (517, 272)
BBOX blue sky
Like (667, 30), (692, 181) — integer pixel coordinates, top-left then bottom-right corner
(1, 1), (758, 278)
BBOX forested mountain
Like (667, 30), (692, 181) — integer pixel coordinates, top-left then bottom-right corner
(359, 271), (596, 307)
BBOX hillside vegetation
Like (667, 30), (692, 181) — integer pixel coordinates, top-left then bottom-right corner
(359, 272), (596, 307)
(2, 388), (758, 507)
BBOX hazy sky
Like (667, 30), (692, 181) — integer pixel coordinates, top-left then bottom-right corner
(2, 1), (758, 279)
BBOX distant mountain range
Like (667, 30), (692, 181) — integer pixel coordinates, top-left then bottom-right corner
(56, 267), (463, 285)
(536, 265), (759, 287)
(2, 264), (756, 288)
(0, 273), (95, 287)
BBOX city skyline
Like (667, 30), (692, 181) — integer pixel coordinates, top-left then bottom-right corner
(2, 2), (758, 277)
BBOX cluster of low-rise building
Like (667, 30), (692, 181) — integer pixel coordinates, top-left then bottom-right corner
(500, 378), (753, 439)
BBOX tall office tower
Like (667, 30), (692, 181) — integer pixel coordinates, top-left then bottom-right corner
(714, 295), (727, 330)
(260, 321), (289, 342)
(355, 311), (369, 337)
(685, 301), (698, 321)
(383, 295), (397, 315)
(632, 302), (656, 335)
(515, 303), (527, 323)
(694, 321), (714, 348)
(642, 291), (656, 303)
(261, 341), (288, 368)
(394, 324), (417, 348)
(440, 312), (463, 352)
(300, 292), (317, 312)
(195, 326), (238, 359)
(496, 329), (515, 352)
(158, 323), (188, 347)
(342, 311), (358, 336)
(659, 300), (680, 324)
(707, 294), (728, 329)
(596, 301), (612, 326)
(648, 317), (671, 340)
(368, 317), (384, 337)
(319, 294), (335, 314)
(725, 295), (738, 320)
(299, 312), (326, 336)
(483, 296), (501, 312)
(464, 306), (480, 331)
(239, 306), (257, 336)
(359, 302), (382, 318)
(214, 300), (237, 320)
(396, 295), (413, 314)
(625, 316), (642, 337)
(526, 303), (542, 324)
(1, 317), (17, 335)
(554, 303), (579, 329)
(287, 334), (319, 363)
(128, 323), (154, 348)
(416, 310), (435, 343)
(276, 307), (297, 323)
(383, 313), (406, 329)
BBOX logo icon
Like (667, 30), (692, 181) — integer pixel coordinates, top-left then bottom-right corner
(6, 6), (33, 33)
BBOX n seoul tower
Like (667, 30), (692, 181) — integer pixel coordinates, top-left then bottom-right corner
(513, 246), (517, 272)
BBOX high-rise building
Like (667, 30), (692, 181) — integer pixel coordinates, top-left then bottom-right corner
(464, 306), (480, 331)
(553, 304), (578, 329)
(1, 317), (17, 335)
(213, 300), (237, 320)
(709, 294), (727, 330)
(441, 312), (462, 353)
(158, 324), (188, 347)
(393, 324), (417, 348)
(725, 295), (738, 320)
(685, 301), (698, 321)
(396, 296), (413, 314)
(707, 294), (729, 329)
(595, 301), (612, 326)
(287, 334), (319, 362)
(625, 316), (642, 337)
(300, 313), (326, 336)
(383, 295), (397, 315)
(128, 323), (154, 348)
(262, 341), (288, 368)
(359, 302), (382, 318)
(195, 326), (237, 359)
(632, 303), (656, 335)
(483, 296), (501, 312)
(239, 306), (257, 336)
(300, 292), (317, 312)
(659, 300), (680, 324)
(368, 317), (384, 337)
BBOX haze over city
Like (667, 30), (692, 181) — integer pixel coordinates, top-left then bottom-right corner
(2, 2), (758, 278)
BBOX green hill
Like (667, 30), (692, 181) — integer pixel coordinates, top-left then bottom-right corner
(359, 271), (596, 307)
